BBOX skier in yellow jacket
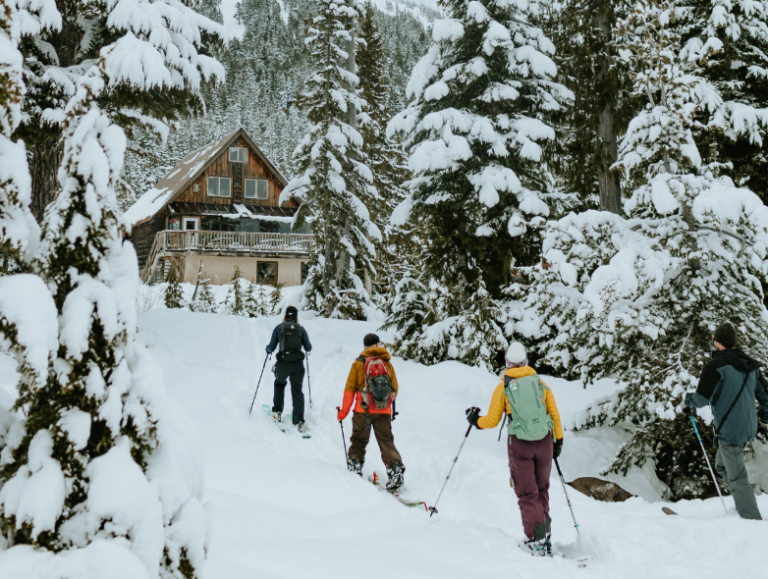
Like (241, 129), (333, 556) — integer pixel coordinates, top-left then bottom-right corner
(467, 342), (563, 557)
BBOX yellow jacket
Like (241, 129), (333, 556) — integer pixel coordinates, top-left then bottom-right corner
(477, 366), (563, 440)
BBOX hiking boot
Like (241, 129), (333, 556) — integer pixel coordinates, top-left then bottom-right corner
(347, 458), (363, 476)
(518, 523), (548, 557)
(386, 459), (405, 491)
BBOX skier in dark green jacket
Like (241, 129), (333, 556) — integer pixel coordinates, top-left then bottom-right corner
(685, 322), (768, 520)
(266, 305), (312, 430)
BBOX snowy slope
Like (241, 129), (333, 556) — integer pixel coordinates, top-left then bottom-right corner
(133, 310), (768, 579)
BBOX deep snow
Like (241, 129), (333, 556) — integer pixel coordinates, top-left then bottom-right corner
(130, 308), (768, 579)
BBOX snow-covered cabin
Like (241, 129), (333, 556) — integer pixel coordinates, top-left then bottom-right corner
(126, 129), (311, 287)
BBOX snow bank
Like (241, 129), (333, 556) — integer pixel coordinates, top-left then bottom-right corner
(108, 309), (768, 579)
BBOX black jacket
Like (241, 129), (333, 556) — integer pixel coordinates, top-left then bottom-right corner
(686, 349), (768, 444)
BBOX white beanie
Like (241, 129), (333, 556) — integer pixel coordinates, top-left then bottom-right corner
(505, 342), (528, 368)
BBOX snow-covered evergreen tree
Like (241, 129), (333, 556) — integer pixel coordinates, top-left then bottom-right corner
(245, 282), (270, 318)
(164, 266), (185, 309)
(222, 266), (247, 316)
(0, 2), (222, 575)
(357, 1), (409, 297)
(678, 0), (768, 200)
(386, 0), (569, 366)
(12, 0), (226, 220)
(269, 282), (284, 315)
(189, 279), (219, 314)
(510, 0), (768, 499)
(549, 0), (632, 212)
(282, 0), (380, 319)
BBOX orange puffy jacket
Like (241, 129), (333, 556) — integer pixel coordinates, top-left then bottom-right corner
(338, 346), (399, 419)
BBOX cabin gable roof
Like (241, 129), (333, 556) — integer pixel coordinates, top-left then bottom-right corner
(124, 128), (288, 227)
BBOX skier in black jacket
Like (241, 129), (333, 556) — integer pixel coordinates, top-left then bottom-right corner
(266, 305), (312, 431)
(685, 322), (768, 519)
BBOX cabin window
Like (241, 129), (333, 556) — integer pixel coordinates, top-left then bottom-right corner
(258, 261), (278, 285)
(202, 216), (237, 232)
(208, 176), (231, 197)
(245, 179), (269, 200)
(169, 216), (181, 231)
(183, 218), (199, 231)
(229, 147), (247, 163)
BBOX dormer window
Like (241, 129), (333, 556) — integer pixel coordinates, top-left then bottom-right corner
(229, 147), (247, 163)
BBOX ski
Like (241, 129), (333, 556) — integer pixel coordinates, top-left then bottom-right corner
(284, 414), (311, 438)
(662, 507), (678, 515)
(368, 472), (428, 511)
(262, 404), (286, 433)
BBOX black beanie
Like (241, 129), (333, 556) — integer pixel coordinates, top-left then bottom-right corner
(714, 322), (737, 348)
(363, 333), (380, 347)
(285, 305), (298, 319)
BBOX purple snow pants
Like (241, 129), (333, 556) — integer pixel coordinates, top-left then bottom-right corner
(507, 434), (554, 539)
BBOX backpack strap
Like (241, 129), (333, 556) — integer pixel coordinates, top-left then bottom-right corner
(357, 356), (371, 429)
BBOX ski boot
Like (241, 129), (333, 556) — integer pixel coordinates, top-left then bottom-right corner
(271, 410), (282, 423)
(297, 421), (308, 434)
(347, 458), (364, 477)
(518, 523), (548, 557)
(385, 459), (405, 491)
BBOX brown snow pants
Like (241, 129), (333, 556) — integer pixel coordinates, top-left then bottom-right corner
(348, 412), (403, 468)
(508, 434), (553, 539)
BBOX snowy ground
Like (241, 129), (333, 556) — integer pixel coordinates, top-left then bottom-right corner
(128, 308), (768, 579)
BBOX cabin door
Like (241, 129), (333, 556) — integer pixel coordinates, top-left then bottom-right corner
(183, 217), (199, 247)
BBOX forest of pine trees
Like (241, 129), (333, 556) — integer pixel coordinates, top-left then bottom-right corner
(122, 0), (768, 498)
(4, 4), (768, 562)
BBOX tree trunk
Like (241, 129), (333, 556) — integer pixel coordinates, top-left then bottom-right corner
(30, 137), (64, 222)
(28, 2), (83, 221)
(594, 6), (622, 215)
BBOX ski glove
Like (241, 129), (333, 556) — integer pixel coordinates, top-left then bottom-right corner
(466, 407), (481, 429)
(553, 438), (563, 459)
(337, 408), (349, 422)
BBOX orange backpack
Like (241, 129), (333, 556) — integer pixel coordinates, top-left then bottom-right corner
(357, 356), (394, 425)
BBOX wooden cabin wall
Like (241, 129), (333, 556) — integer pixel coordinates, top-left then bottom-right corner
(130, 213), (166, 269)
(182, 255), (307, 286)
(175, 136), (295, 207)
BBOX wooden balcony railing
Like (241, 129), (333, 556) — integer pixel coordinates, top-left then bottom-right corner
(156, 230), (313, 254)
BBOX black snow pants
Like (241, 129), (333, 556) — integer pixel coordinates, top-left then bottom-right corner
(272, 360), (306, 424)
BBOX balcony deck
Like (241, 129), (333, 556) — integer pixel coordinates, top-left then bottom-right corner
(141, 230), (313, 283)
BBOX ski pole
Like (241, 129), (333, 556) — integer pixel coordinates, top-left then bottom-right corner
(689, 415), (728, 514)
(307, 352), (313, 408)
(429, 422), (474, 517)
(554, 458), (580, 534)
(249, 352), (271, 415)
(336, 407), (348, 463)
(497, 413), (508, 442)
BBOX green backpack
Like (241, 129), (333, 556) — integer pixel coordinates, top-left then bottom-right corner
(504, 374), (554, 441)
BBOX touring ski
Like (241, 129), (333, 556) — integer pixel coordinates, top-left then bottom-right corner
(368, 472), (428, 511)
(262, 404), (286, 433)
(284, 414), (311, 438)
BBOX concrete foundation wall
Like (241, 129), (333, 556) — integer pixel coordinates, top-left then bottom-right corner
(182, 255), (307, 286)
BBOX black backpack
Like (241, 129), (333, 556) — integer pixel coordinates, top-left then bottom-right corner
(277, 322), (305, 362)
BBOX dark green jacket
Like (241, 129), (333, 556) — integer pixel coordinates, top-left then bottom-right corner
(686, 349), (768, 444)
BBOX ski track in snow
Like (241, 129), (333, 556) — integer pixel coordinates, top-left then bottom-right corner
(133, 310), (767, 578)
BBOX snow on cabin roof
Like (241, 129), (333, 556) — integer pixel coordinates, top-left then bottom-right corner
(124, 129), (288, 227)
